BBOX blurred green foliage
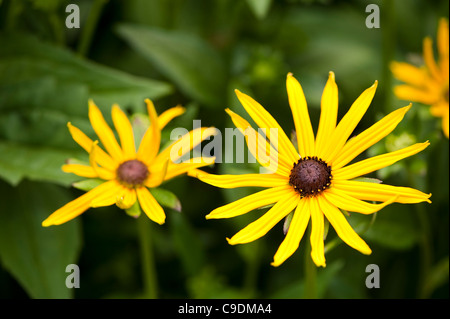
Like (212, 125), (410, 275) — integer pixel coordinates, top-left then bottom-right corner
(0, 0), (448, 299)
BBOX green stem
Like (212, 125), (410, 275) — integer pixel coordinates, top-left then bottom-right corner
(77, 0), (108, 56)
(137, 215), (158, 299)
(304, 225), (317, 299)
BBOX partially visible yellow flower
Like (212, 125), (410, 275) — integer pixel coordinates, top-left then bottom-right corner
(193, 72), (431, 267)
(42, 99), (216, 227)
(391, 18), (449, 138)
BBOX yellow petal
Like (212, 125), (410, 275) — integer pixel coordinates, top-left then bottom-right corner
(333, 141), (429, 181)
(137, 99), (161, 165)
(227, 189), (300, 245)
(42, 180), (118, 226)
(158, 105), (186, 129)
(318, 196), (372, 255)
(88, 100), (124, 162)
(136, 186), (166, 225)
(271, 198), (310, 267)
(225, 108), (292, 176)
(390, 62), (428, 87)
(315, 71), (339, 160)
(442, 107), (449, 138)
(332, 179), (432, 204)
(393, 84), (438, 105)
(235, 88), (299, 163)
(438, 18), (449, 59)
(116, 188), (137, 210)
(309, 197), (326, 267)
(163, 157), (215, 181)
(423, 37), (442, 81)
(67, 122), (117, 170)
(206, 185), (294, 219)
(112, 105), (136, 160)
(62, 164), (98, 178)
(153, 127), (218, 167)
(331, 104), (412, 169)
(286, 73), (315, 157)
(325, 81), (377, 163)
(323, 187), (397, 215)
(145, 157), (169, 188)
(195, 172), (289, 189)
(90, 181), (124, 208)
(89, 141), (116, 180)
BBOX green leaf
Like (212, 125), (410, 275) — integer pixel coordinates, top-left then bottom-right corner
(116, 24), (227, 108)
(246, 0), (272, 20)
(0, 180), (81, 298)
(72, 178), (104, 192)
(0, 140), (84, 187)
(0, 32), (173, 112)
(150, 187), (182, 212)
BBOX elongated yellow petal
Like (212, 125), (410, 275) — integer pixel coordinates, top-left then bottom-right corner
(90, 181), (124, 208)
(206, 185), (294, 219)
(333, 141), (429, 180)
(153, 127), (218, 168)
(325, 82), (378, 163)
(145, 158), (169, 188)
(88, 100), (124, 163)
(158, 105), (186, 129)
(227, 189), (300, 245)
(309, 197), (326, 267)
(423, 37), (442, 82)
(315, 71), (338, 160)
(332, 179), (432, 204)
(136, 186), (166, 224)
(62, 164), (97, 178)
(443, 108), (449, 138)
(437, 18), (449, 78)
(112, 105), (136, 160)
(137, 99), (161, 165)
(271, 198), (310, 267)
(318, 196), (372, 255)
(225, 108), (292, 176)
(393, 85), (437, 105)
(42, 180), (118, 226)
(163, 157), (215, 181)
(332, 104), (412, 169)
(286, 73), (315, 157)
(235, 88), (299, 163)
(116, 188), (137, 210)
(195, 172), (289, 189)
(89, 141), (116, 180)
(390, 62), (428, 87)
(323, 187), (398, 215)
(67, 122), (117, 170)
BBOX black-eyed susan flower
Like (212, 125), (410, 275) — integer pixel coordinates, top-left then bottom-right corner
(42, 99), (216, 227)
(193, 72), (431, 267)
(391, 18), (449, 138)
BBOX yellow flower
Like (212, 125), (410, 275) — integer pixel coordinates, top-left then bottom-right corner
(42, 99), (216, 227)
(391, 18), (449, 138)
(194, 72), (431, 267)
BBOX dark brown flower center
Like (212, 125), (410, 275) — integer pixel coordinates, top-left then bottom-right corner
(289, 156), (332, 197)
(116, 160), (149, 187)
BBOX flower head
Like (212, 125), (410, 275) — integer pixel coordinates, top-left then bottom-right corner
(194, 72), (431, 267)
(391, 18), (449, 138)
(42, 99), (216, 226)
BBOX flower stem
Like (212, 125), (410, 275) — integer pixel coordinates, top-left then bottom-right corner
(137, 215), (158, 299)
(304, 225), (317, 299)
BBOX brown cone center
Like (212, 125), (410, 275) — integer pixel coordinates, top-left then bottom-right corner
(116, 160), (149, 187)
(289, 156), (332, 197)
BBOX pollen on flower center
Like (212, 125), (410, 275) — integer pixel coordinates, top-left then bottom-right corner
(116, 160), (149, 187)
(289, 156), (332, 197)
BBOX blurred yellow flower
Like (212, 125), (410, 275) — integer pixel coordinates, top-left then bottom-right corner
(194, 72), (431, 267)
(391, 18), (449, 138)
(42, 99), (216, 227)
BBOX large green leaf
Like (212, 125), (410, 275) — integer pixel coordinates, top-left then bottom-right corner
(0, 32), (173, 112)
(0, 180), (82, 298)
(116, 24), (227, 108)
